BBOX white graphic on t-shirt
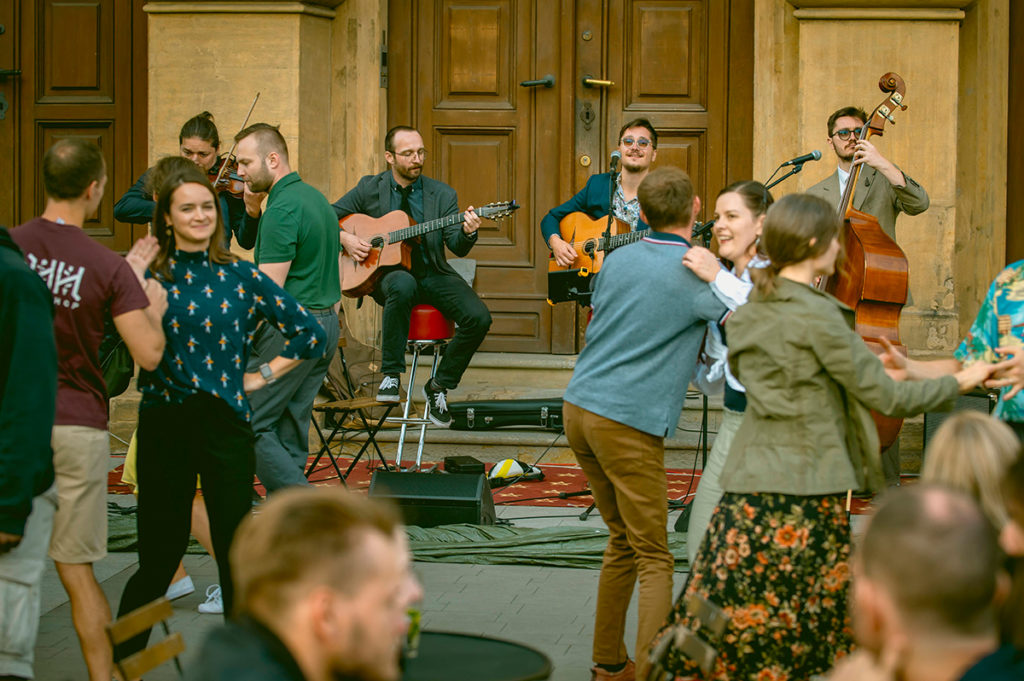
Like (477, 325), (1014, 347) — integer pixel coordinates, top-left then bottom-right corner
(25, 254), (84, 309)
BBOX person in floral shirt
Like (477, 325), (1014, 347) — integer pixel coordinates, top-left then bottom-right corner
(882, 260), (1024, 440)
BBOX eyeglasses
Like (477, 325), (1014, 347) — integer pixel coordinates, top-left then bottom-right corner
(620, 137), (652, 148)
(831, 128), (862, 141)
(395, 149), (427, 159)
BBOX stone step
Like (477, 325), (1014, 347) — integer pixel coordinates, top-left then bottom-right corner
(106, 351), (926, 472)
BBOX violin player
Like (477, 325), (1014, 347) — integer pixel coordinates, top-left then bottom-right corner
(114, 112), (263, 249)
(807, 105), (930, 488)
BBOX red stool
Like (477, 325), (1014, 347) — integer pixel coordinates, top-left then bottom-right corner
(393, 305), (455, 469)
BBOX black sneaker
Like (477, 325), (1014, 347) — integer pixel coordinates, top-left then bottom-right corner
(376, 374), (401, 403)
(422, 379), (452, 428)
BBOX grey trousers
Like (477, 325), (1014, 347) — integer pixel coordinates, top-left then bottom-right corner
(0, 487), (56, 679)
(687, 408), (743, 566)
(247, 308), (339, 493)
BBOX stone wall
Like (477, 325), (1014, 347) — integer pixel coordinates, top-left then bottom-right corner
(754, 0), (1009, 461)
(755, 0), (1009, 359)
(144, 0), (387, 201)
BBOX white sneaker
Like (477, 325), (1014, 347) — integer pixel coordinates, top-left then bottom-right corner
(197, 584), (223, 615)
(165, 575), (195, 601)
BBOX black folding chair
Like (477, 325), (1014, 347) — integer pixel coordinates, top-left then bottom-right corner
(308, 341), (396, 485)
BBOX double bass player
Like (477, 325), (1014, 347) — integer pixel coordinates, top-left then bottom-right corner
(807, 104), (930, 487)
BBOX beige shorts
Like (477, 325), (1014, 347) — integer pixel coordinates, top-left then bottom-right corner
(48, 425), (110, 564)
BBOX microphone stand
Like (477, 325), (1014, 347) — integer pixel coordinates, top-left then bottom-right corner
(602, 159), (619, 260)
(692, 158), (812, 245)
(566, 158), (618, 309)
(763, 161), (809, 193)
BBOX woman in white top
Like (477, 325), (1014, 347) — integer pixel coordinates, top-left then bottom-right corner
(681, 180), (773, 564)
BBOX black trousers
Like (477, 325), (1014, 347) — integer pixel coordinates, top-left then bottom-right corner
(371, 268), (491, 390)
(115, 393), (254, 659)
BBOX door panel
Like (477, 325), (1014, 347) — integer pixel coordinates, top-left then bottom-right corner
(628, 2), (701, 105)
(393, 0), (554, 353)
(390, 0), (749, 353)
(605, 0), (727, 220)
(0, 1), (16, 229)
(4, 0), (147, 250)
(437, 2), (514, 107)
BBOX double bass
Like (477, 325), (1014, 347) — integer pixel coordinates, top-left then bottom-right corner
(822, 72), (911, 449)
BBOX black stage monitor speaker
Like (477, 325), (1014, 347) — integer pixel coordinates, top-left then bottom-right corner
(368, 471), (496, 528)
(922, 389), (997, 451)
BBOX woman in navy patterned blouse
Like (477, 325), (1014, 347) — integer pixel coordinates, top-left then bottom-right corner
(115, 166), (326, 658)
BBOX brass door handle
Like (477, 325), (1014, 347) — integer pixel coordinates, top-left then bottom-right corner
(582, 76), (614, 88)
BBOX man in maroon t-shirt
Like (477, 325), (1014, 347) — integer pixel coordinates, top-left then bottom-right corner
(11, 139), (167, 681)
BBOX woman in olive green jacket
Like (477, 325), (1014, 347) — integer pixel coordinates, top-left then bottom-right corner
(656, 194), (997, 681)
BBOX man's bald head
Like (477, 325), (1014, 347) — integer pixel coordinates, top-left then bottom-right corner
(859, 485), (1000, 636)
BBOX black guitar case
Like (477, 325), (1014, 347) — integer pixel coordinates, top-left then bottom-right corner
(448, 398), (564, 431)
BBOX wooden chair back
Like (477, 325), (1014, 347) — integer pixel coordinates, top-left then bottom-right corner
(106, 596), (185, 680)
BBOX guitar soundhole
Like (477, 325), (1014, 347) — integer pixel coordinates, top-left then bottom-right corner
(370, 236), (385, 249)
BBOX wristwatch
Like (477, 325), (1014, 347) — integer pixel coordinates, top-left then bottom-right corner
(259, 362), (276, 385)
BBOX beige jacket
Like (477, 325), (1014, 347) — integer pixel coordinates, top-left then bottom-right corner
(806, 165), (929, 240)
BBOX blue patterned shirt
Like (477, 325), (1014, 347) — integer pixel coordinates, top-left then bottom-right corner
(612, 175), (641, 229)
(139, 250), (327, 421)
(955, 259), (1024, 422)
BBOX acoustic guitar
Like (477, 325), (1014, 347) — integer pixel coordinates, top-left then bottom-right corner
(339, 201), (518, 298)
(548, 211), (649, 274)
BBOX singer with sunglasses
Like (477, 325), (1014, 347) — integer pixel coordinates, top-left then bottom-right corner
(541, 119), (658, 268)
(807, 105), (929, 243)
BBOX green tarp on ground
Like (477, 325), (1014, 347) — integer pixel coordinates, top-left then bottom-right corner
(108, 505), (690, 571)
(406, 524), (690, 571)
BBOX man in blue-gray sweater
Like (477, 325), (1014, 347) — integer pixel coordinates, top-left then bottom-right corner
(563, 167), (727, 681)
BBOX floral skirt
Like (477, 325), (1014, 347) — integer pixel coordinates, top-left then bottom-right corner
(659, 492), (854, 680)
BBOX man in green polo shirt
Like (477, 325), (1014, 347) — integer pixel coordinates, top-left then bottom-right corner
(235, 123), (340, 492)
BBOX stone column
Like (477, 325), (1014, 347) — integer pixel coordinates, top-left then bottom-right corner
(755, 1), (1008, 459)
(143, 0), (386, 199)
(755, 0), (1008, 358)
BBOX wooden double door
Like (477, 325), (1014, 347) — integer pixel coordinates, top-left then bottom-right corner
(389, 0), (753, 353)
(0, 0), (147, 250)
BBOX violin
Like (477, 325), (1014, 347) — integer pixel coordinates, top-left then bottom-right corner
(209, 157), (245, 199)
(210, 92), (260, 200)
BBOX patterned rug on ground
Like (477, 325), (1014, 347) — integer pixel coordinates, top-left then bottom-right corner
(107, 455), (878, 513)
(107, 456), (703, 508)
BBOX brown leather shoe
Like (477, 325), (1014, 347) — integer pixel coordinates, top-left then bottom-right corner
(590, 659), (635, 681)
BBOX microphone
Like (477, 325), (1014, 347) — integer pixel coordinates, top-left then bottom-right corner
(782, 150), (822, 166)
(610, 150), (621, 171)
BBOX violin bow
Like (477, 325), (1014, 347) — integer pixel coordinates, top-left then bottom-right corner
(213, 91), (261, 188)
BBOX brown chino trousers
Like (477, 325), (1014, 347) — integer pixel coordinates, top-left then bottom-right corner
(564, 401), (674, 677)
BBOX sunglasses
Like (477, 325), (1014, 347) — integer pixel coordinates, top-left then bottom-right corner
(831, 128), (863, 141)
(620, 137), (652, 148)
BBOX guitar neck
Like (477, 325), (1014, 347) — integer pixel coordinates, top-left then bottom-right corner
(388, 212), (466, 244)
(600, 228), (650, 250)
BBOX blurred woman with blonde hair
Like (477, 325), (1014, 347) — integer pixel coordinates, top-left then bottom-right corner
(923, 410), (1019, 530)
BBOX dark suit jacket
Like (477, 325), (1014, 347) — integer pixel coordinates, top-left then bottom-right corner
(806, 165), (929, 241)
(332, 171), (477, 279)
(539, 172), (649, 244)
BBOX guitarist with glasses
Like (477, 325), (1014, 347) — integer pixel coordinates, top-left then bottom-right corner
(541, 118), (658, 269)
(333, 126), (491, 428)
